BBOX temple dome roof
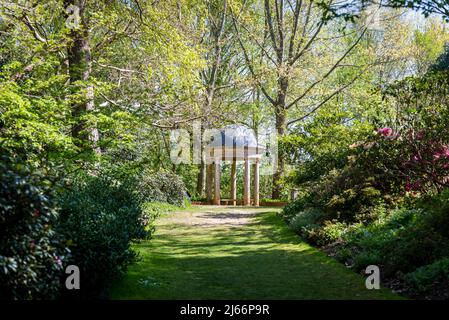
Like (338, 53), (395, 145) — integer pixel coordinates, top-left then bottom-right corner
(205, 125), (265, 161)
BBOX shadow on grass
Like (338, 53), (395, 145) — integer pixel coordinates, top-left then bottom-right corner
(110, 210), (400, 300)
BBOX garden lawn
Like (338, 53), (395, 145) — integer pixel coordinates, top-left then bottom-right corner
(110, 206), (400, 299)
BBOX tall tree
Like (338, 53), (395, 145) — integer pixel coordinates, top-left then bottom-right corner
(193, 0), (246, 199)
(232, 0), (370, 198)
(64, 0), (100, 152)
(197, 0), (229, 198)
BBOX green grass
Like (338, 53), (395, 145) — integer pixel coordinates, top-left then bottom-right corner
(110, 206), (401, 299)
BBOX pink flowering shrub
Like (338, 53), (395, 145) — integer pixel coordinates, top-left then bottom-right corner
(378, 127), (392, 136)
(352, 126), (449, 194)
(350, 71), (449, 194)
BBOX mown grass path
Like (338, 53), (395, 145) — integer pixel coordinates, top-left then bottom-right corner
(110, 206), (400, 299)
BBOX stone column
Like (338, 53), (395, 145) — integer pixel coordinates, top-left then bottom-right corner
(230, 159), (237, 206)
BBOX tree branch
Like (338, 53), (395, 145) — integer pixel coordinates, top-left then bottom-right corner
(287, 68), (367, 126)
(287, 26), (367, 109)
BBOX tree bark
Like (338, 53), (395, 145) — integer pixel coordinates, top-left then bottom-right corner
(206, 163), (214, 204)
(272, 76), (288, 199)
(65, 0), (100, 153)
(196, 160), (206, 197)
(243, 157), (251, 206)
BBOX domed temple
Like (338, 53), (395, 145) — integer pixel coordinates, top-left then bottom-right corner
(204, 126), (265, 206)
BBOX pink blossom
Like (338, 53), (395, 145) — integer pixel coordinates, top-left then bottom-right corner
(415, 130), (424, 140)
(32, 209), (40, 218)
(405, 181), (412, 192)
(442, 147), (449, 158)
(433, 146), (449, 160)
(378, 127), (393, 136)
(54, 256), (63, 267)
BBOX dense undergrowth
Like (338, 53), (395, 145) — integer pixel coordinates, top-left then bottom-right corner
(0, 153), (186, 299)
(282, 70), (449, 300)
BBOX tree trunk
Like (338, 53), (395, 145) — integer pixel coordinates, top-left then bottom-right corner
(196, 160), (206, 197)
(272, 76), (288, 199)
(206, 163), (214, 204)
(65, 0), (100, 153)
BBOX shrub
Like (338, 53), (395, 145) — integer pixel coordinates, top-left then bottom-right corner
(284, 70), (449, 299)
(404, 258), (449, 295)
(336, 204), (449, 280)
(288, 208), (324, 240)
(136, 171), (186, 207)
(352, 251), (381, 271)
(381, 221), (449, 276)
(141, 201), (180, 223)
(323, 180), (385, 223)
(314, 220), (348, 246)
(0, 156), (66, 300)
(56, 172), (152, 298)
(281, 192), (313, 222)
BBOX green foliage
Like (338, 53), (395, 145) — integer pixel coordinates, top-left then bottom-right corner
(175, 164), (199, 197)
(283, 166), (387, 226)
(260, 198), (288, 203)
(281, 191), (313, 221)
(288, 208), (324, 240)
(404, 258), (449, 296)
(414, 19), (449, 73)
(285, 84), (449, 296)
(284, 185), (449, 297)
(314, 220), (349, 246)
(289, 193), (445, 268)
(136, 171), (187, 207)
(56, 172), (152, 298)
(0, 77), (75, 170)
(141, 202), (180, 219)
(0, 155), (66, 300)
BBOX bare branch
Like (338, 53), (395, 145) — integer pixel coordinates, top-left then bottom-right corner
(286, 27), (367, 109)
(93, 60), (146, 75)
(264, 0), (281, 61)
(287, 68), (367, 126)
(287, 0), (302, 60)
(22, 14), (47, 43)
(231, 6), (276, 105)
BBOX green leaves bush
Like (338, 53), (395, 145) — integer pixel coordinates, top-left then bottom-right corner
(0, 156), (66, 300)
(284, 188), (449, 298)
(56, 172), (153, 298)
(136, 171), (186, 207)
(283, 69), (449, 298)
(288, 208), (323, 237)
(0, 159), (185, 299)
(404, 258), (449, 296)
